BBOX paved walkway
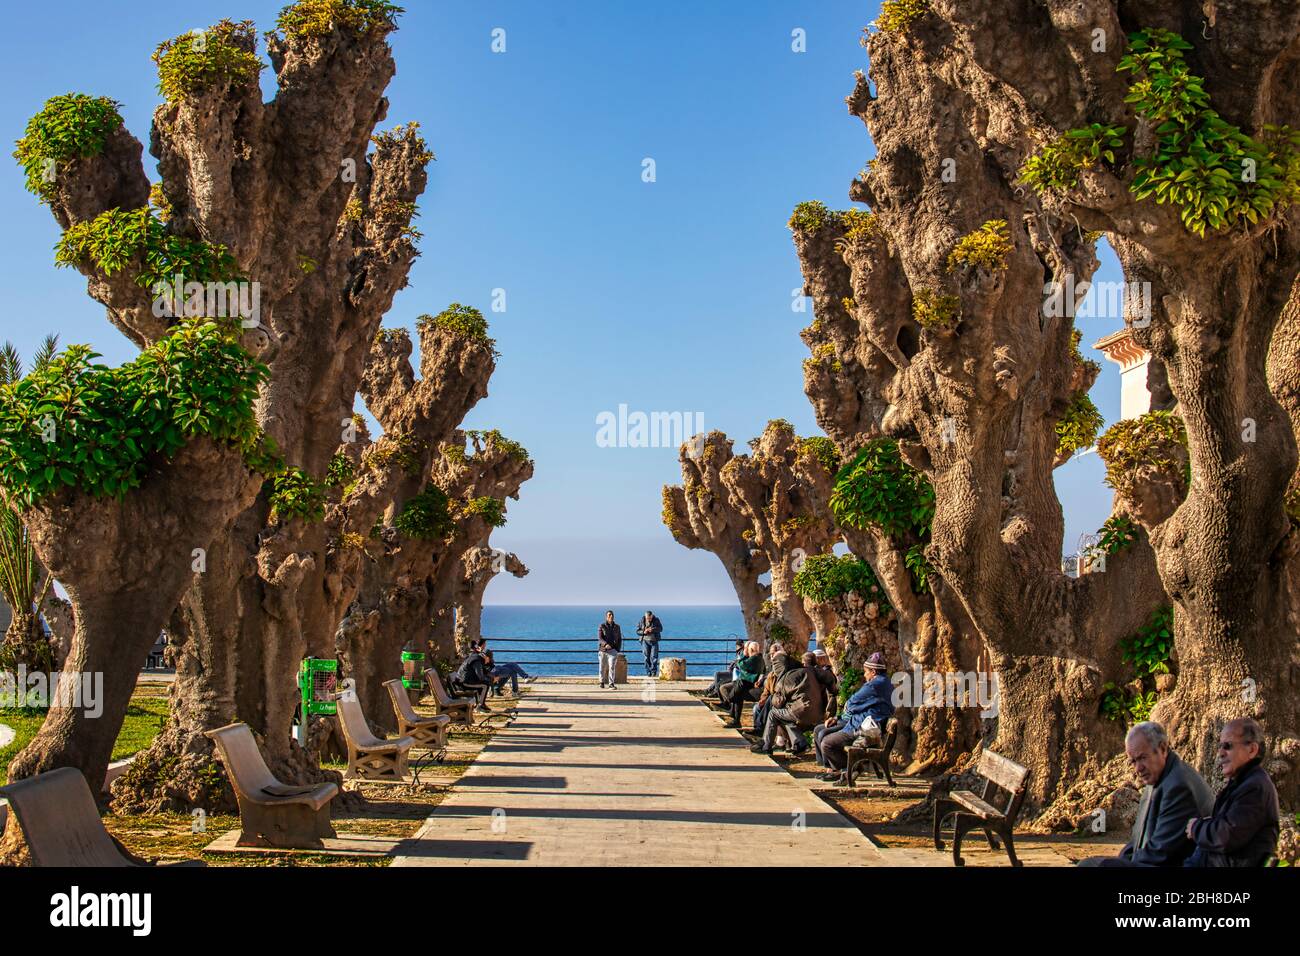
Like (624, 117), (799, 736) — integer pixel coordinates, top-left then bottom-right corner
(392, 680), (880, 866)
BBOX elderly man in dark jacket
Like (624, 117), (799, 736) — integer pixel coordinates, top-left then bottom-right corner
(1078, 721), (1214, 867)
(452, 646), (494, 711)
(754, 651), (837, 756)
(636, 610), (663, 676)
(598, 610), (623, 689)
(1183, 718), (1280, 867)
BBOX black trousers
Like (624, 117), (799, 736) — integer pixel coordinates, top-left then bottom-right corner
(720, 680), (758, 723)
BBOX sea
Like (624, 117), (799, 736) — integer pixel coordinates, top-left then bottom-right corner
(480, 605), (745, 677)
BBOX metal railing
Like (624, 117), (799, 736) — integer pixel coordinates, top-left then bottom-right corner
(483, 636), (737, 671)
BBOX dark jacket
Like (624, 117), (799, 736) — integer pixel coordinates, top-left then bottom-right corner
(816, 665), (840, 717)
(636, 615), (663, 643)
(842, 672), (895, 734)
(1185, 759), (1279, 867)
(1121, 750), (1215, 867)
(598, 621), (622, 652)
(772, 659), (837, 727)
(454, 651), (490, 686)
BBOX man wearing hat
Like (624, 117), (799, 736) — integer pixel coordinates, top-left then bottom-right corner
(819, 651), (895, 782)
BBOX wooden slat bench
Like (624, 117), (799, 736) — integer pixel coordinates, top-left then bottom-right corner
(932, 749), (1030, 866)
(0, 766), (202, 866)
(206, 722), (338, 850)
(844, 716), (900, 787)
(385, 678), (450, 755)
(337, 697), (415, 782)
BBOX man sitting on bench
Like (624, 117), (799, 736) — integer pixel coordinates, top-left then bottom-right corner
(1183, 717), (1280, 867)
(451, 644), (494, 712)
(820, 652), (894, 782)
(1077, 721), (1213, 867)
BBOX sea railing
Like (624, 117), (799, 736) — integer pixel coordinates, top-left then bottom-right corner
(484, 636), (737, 674)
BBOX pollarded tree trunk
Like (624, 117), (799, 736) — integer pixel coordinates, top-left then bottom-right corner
(663, 431), (771, 645)
(454, 547), (528, 653)
(340, 427), (530, 731)
(719, 421), (839, 653)
(41, 594), (74, 669)
(6, 439), (259, 790)
(1, 613), (53, 678)
(925, 0), (1300, 802)
(790, 210), (988, 774)
(426, 433), (534, 664)
(110, 8), (443, 810)
(787, 9), (1172, 808)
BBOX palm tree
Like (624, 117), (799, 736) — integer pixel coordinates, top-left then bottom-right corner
(0, 335), (59, 678)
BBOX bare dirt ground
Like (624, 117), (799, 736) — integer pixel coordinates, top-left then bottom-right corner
(691, 689), (1127, 866)
(104, 691), (522, 867)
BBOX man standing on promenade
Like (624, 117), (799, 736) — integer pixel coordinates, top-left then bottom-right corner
(636, 610), (663, 676)
(598, 610), (623, 689)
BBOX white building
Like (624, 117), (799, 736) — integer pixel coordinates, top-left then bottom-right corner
(1092, 328), (1152, 421)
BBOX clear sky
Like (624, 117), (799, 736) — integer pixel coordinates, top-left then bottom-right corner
(0, 0), (1123, 604)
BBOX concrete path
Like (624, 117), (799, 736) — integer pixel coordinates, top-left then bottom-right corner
(392, 680), (880, 866)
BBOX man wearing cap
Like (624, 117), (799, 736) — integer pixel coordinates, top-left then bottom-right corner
(819, 652), (894, 782)
(636, 610), (663, 677)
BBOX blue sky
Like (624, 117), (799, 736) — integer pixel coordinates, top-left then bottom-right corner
(0, 0), (1123, 604)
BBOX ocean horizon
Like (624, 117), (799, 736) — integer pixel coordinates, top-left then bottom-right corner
(481, 604), (746, 677)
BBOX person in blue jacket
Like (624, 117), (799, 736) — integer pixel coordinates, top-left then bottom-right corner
(820, 651), (894, 781)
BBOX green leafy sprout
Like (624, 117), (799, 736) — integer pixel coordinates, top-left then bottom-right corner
(911, 288), (960, 330)
(268, 466), (326, 524)
(417, 303), (497, 356)
(1096, 410), (1189, 498)
(459, 496), (506, 529)
(153, 20), (265, 103)
(1100, 605), (1174, 724)
(56, 206), (242, 294)
(13, 94), (124, 201)
(273, 0), (404, 41)
(792, 553), (891, 613)
(831, 439), (935, 593)
(1055, 390), (1104, 459)
(0, 321), (269, 507)
(1020, 123), (1127, 193)
(873, 0), (930, 34)
(946, 219), (1013, 273)
(1119, 29), (1300, 236)
(1021, 28), (1300, 237)
(799, 436), (840, 475)
(394, 484), (454, 540)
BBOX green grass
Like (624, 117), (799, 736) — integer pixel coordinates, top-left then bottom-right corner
(0, 695), (168, 785)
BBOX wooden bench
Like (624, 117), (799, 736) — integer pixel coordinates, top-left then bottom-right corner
(0, 766), (201, 866)
(932, 749), (1030, 866)
(337, 697), (415, 782)
(206, 722), (338, 850)
(423, 667), (476, 727)
(844, 716), (900, 787)
(385, 678), (450, 754)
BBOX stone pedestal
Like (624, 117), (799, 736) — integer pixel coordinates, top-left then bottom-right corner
(614, 653), (628, 684)
(659, 658), (687, 681)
